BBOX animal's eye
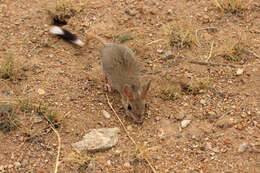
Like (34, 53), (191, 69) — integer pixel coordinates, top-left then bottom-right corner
(127, 104), (132, 111)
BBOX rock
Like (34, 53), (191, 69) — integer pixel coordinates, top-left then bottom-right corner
(238, 143), (248, 153)
(181, 120), (191, 128)
(206, 142), (219, 153)
(102, 110), (111, 119)
(124, 162), (131, 168)
(202, 15), (210, 23)
(107, 160), (111, 165)
(126, 125), (132, 131)
(28, 151), (35, 157)
(215, 117), (234, 128)
(157, 128), (165, 139)
(37, 88), (45, 95)
(200, 99), (206, 105)
(192, 135), (200, 142)
(208, 111), (215, 116)
(33, 116), (43, 123)
(167, 9), (173, 14)
(155, 116), (161, 121)
(207, 111), (218, 123)
(157, 49), (163, 54)
(208, 114), (218, 123)
(135, 13), (141, 19)
(14, 162), (21, 169)
(236, 68), (244, 75)
(125, 9), (137, 16)
(175, 113), (185, 120)
(162, 50), (174, 59)
(71, 128), (120, 152)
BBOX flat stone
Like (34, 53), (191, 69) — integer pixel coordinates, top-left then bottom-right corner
(71, 128), (120, 152)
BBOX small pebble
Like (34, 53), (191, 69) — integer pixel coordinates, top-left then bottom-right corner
(157, 49), (163, 54)
(167, 9), (172, 14)
(14, 162), (21, 169)
(181, 120), (191, 128)
(200, 99), (206, 105)
(155, 116), (161, 121)
(175, 113), (185, 120)
(107, 160), (111, 165)
(102, 110), (111, 119)
(135, 13), (141, 19)
(236, 68), (244, 75)
(163, 50), (173, 59)
(127, 125), (132, 131)
(238, 143), (248, 153)
(124, 162), (131, 167)
(37, 88), (46, 95)
(21, 159), (29, 167)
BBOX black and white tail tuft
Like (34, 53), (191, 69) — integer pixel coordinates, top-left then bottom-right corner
(49, 25), (84, 47)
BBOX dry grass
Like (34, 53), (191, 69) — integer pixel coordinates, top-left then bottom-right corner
(156, 80), (182, 101)
(0, 56), (22, 81)
(216, 40), (248, 62)
(0, 104), (19, 133)
(166, 21), (199, 49)
(180, 77), (212, 95)
(156, 77), (212, 99)
(63, 152), (92, 172)
(212, 0), (249, 14)
(18, 99), (61, 126)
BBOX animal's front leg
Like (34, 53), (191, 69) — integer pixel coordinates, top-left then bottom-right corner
(104, 75), (112, 92)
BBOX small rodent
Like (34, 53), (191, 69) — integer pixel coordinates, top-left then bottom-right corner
(50, 26), (151, 124)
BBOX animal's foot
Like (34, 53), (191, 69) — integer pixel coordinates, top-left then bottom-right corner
(104, 83), (112, 92)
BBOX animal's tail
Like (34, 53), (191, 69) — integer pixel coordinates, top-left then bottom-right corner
(49, 25), (84, 47)
(50, 26), (107, 47)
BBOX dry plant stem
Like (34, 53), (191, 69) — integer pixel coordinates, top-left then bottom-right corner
(189, 60), (236, 68)
(106, 94), (157, 173)
(246, 50), (260, 59)
(43, 115), (61, 173)
(145, 39), (166, 46)
(206, 41), (214, 62)
(212, 0), (223, 11)
(0, 98), (61, 172)
(195, 27), (218, 47)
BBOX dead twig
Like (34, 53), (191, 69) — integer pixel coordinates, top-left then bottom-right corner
(145, 39), (166, 47)
(189, 60), (236, 68)
(43, 114), (61, 173)
(206, 41), (214, 62)
(245, 49), (260, 59)
(141, 55), (186, 75)
(106, 94), (157, 173)
(195, 27), (218, 47)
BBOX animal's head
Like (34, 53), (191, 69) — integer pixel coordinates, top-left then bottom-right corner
(121, 80), (152, 124)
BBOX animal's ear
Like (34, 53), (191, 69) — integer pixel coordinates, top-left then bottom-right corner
(141, 79), (151, 99)
(124, 85), (133, 101)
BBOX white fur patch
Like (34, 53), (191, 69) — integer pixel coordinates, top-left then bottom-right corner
(72, 39), (84, 47)
(49, 26), (64, 35)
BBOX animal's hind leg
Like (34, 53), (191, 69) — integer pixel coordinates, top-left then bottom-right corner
(104, 75), (112, 92)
